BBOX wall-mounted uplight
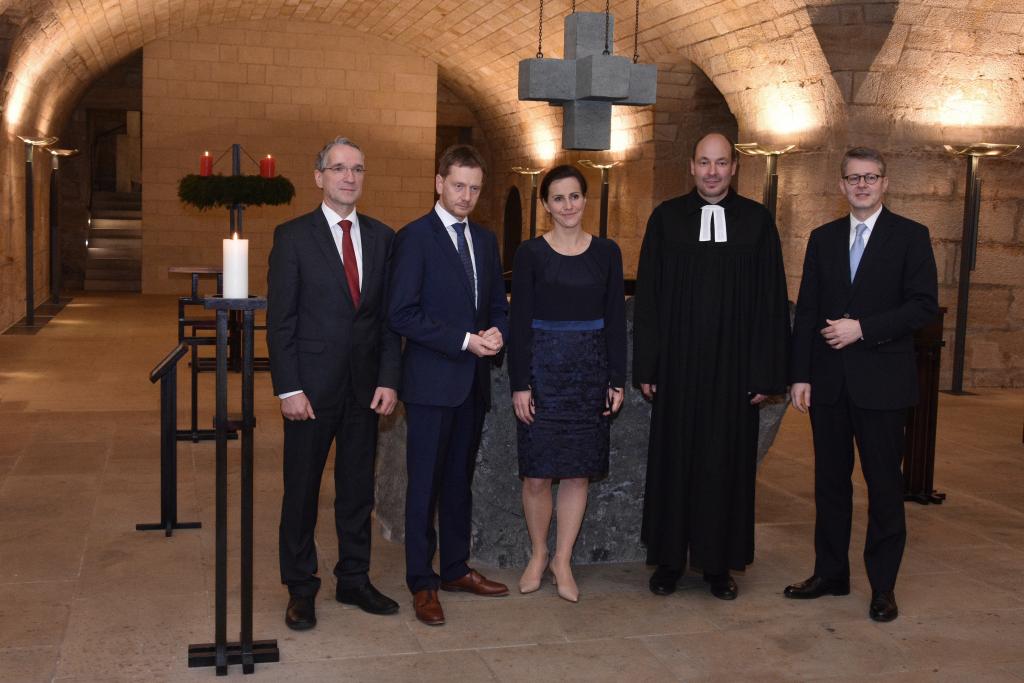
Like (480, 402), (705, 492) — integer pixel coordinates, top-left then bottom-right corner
(735, 143), (796, 220)
(511, 166), (546, 239)
(47, 148), (80, 304)
(577, 160), (621, 239)
(14, 135), (58, 327)
(943, 142), (1019, 395)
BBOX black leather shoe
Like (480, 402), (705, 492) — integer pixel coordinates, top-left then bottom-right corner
(285, 595), (316, 630)
(704, 572), (738, 600)
(336, 582), (399, 615)
(869, 590), (898, 622)
(649, 566), (681, 596)
(783, 575), (851, 599)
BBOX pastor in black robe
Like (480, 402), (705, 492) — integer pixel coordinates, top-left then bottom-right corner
(633, 187), (789, 574)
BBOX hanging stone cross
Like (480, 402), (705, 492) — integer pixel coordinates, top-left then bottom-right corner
(518, 12), (657, 151)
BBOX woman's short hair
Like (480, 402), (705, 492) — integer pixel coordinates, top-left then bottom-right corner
(540, 164), (588, 201)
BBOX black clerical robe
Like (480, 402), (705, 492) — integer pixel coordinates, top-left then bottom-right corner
(633, 188), (789, 573)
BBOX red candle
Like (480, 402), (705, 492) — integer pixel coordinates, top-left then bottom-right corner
(199, 151), (212, 176)
(259, 154), (275, 178)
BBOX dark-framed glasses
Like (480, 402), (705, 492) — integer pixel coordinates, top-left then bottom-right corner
(323, 164), (366, 175)
(842, 173), (884, 186)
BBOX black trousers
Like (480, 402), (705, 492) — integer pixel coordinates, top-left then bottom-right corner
(279, 381), (378, 598)
(810, 386), (907, 592)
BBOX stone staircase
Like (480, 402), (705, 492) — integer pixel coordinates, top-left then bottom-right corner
(85, 191), (141, 292)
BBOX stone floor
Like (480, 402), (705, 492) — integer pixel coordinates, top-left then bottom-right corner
(1, 292), (1023, 682)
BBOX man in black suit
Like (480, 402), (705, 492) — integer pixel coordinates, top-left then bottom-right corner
(785, 147), (938, 622)
(267, 137), (401, 630)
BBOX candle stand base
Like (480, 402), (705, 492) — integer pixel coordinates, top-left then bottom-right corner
(187, 640), (280, 675)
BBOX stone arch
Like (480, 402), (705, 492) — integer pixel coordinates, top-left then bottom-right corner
(845, 0), (1024, 146)
(651, 56), (738, 206)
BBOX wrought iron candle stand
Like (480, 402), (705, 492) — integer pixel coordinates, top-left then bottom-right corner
(187, 296), (278, 676)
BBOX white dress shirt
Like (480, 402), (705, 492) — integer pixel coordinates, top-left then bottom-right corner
(433, 201), (478, 351)
(849, 205), (883, 250)
(323, 202), (363, 289)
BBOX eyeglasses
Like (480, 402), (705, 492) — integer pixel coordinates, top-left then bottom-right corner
(842, 173), (884, 186)
(322, 164), (366, 175)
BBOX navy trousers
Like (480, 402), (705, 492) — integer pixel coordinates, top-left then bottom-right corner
(403, 388), (484, 593)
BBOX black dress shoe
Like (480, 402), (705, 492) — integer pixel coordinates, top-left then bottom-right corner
(704, 572), (738, 600)
(649, 566), (681, 596)
(869, 590), (898, 622)
(783, 575), (851, 600)
(336, 581), (399, 615)
(285, 595), (316, 630)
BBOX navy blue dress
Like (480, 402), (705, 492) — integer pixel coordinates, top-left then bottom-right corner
(508, 236), (627, 479)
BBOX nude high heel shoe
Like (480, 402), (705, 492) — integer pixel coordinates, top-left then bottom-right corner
(519, 554), (549, 594)
(550, 561), (579, 603)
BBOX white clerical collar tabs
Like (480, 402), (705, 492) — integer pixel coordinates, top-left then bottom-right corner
(699, 204), (727, 242)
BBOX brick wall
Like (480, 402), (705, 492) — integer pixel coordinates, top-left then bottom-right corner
(140, 19), (437, 295)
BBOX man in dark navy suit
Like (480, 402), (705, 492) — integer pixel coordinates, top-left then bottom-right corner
(388, 144), (510, 626)
(267, 137), (401, 630)
(785, 147), (938, 622)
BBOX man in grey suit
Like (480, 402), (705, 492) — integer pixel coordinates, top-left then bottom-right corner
(267, 137), (400, 630)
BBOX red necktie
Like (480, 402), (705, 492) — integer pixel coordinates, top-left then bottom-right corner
(339, 219), (360, 309)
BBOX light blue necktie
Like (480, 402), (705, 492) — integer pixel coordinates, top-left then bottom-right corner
(451, 222), (477, 306)
(850, 222), (867, 281)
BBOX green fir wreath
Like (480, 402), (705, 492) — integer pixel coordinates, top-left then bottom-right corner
(178, 174), (295, 210)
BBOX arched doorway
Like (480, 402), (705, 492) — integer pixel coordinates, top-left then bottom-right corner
(502, 186), (522, 273)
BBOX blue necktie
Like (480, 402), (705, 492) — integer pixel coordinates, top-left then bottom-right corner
(850, 222), (867, 281)
(451, 222), (476, 306)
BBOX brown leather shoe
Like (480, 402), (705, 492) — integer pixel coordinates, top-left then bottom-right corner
(413, 589), (445, 626)
(440, 569), (510, 597)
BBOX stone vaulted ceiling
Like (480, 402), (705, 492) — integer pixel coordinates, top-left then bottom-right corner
(0, 0), (849, 148)
(2, 1), (1023, 150)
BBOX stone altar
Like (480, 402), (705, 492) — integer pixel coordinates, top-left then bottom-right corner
(374, 298), (789, 567)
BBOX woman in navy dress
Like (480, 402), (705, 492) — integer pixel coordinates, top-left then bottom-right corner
(508, 165), (627, 602)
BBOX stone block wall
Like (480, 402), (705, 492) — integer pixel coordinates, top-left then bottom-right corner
(140, 19), (438, 295)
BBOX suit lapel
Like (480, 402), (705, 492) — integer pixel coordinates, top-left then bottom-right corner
(357, 213), (377, 302)
(850, 207), (896, 295)
(470, 222), (487, 305)
(429, 212), (475, 306)
(834, 218), (853, 289)
(310, 209), (356, 309)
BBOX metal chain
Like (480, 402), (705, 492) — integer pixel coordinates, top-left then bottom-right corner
(571, 0), (576, 13)
(633, 0), (640, 62)
(537, 0), (544, 58)
(603, 0), (611, 55)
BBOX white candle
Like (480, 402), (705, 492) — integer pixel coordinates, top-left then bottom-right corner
(223, 232), (248, 299)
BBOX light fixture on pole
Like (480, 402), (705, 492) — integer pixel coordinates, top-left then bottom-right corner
(47, 148), (80, 306)
(577, 159), (620, 238)
(734, 143), (795, 221)
(943, 142), (1019, 395)
(16, 135), (58, 327)
(511, 166), (545, 239)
